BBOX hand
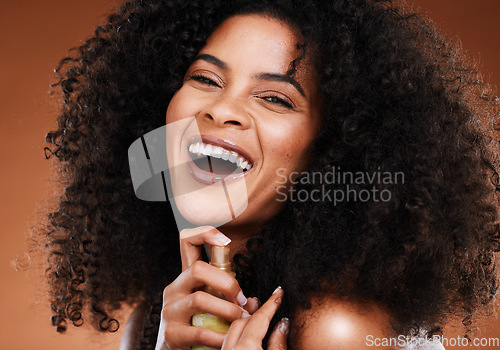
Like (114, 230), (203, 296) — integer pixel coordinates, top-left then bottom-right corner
(222, 286), (289, 350)
(155, 226), (259, 350)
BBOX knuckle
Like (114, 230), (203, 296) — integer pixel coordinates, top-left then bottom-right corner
(190, 291), (206, 308)
(161, 305), (173, 322)
(193, 327), (208, 344)
(163, 323), (174, 338)
(189, 260), (207, 278)
(162, 285), (171, 299)
(161, 306), (168, 318)
(162, 285), (172, 305)
(162, 282), (180, 306)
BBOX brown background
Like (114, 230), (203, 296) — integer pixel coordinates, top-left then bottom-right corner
(0, 1), (499, 349)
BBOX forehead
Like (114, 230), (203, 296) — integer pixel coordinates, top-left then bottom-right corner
(204, 15), (298, 58)
(197, 14), (317, 101)
(200, 14), (312, 79)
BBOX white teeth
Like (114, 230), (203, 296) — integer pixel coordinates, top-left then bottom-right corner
(188, 141), (253, 171)
(228, 153), (238, 163)
(198, 143), (205, 155)
(212, 147), (223, 156)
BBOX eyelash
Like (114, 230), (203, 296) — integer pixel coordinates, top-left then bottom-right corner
(261, 95), (294, 109)
(189, 74), (219, 87)
(188, 74), (295, 109)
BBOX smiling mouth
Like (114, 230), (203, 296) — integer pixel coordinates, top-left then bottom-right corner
(186, 138), (254, 183)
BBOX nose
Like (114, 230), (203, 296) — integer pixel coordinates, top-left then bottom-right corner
(200, 94), (252, 129)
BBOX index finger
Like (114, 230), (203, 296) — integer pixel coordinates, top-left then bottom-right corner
(238, 286), (284, 342)
(179, 226), (231, 270)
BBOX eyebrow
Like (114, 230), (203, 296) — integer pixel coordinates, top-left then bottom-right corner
(255, 73), (306, 98)
(192, 53), (307, 99)
(193, 54), (228, 70)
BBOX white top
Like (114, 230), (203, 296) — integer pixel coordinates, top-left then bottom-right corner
(399, 330), (446, 350)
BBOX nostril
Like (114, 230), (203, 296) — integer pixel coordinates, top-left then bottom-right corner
(203, 110), (248, 128)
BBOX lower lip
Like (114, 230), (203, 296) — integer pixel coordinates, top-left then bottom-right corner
(187, 158), (252, 185)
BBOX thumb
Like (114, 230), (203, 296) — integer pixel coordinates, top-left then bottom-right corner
(179, 226), (231, 270)
(267, 317), (289, 350)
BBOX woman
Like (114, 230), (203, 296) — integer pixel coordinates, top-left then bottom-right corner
(42, 0), (500, 349)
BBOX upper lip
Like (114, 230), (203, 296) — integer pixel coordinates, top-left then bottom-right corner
(188, 134), (255, 165)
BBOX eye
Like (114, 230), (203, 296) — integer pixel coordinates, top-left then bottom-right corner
(261, 95), (294, 109)
(188, 74), (220, 87)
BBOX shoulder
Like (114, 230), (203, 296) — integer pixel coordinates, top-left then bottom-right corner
(294, 296), (397, 350)
(120, 302), (148, 350)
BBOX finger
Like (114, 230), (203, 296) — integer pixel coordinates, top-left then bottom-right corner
(238, 287), (284, 342)
(168, 260), (248, 306)
(244, 297), (260, 314)
(165, 323), (226, 349)
(268, 317), (289, 350)
(221, 318), (250, 350)
(179, 226), (231, 271)
(166, 291), (250, 322)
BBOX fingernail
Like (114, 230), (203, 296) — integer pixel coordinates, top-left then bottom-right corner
(272, 286), (282, 295)
(279, 317), (290, 335)
(242, 311), (251, 319)
(237, 291), (247, 306)
(215, 233), (231, 246)
(251, 297), (261, 307)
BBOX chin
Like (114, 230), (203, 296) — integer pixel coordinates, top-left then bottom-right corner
(170, 173), (249, 228)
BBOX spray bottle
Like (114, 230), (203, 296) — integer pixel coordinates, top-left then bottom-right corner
(191, 245), (234, 350)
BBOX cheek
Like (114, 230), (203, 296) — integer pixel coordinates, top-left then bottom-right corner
(166, 89), (199, 124)
(266, 120), (316, 168)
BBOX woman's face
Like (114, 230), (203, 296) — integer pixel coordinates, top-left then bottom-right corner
(165, 14), (321, 237)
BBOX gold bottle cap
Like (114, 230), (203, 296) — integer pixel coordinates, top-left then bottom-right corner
(210, 245), (232, 271)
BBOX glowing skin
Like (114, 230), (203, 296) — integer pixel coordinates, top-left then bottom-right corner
(296, 297), (396, 350)
(166, 14), (321, 240)
(123, 15), (397, 350)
